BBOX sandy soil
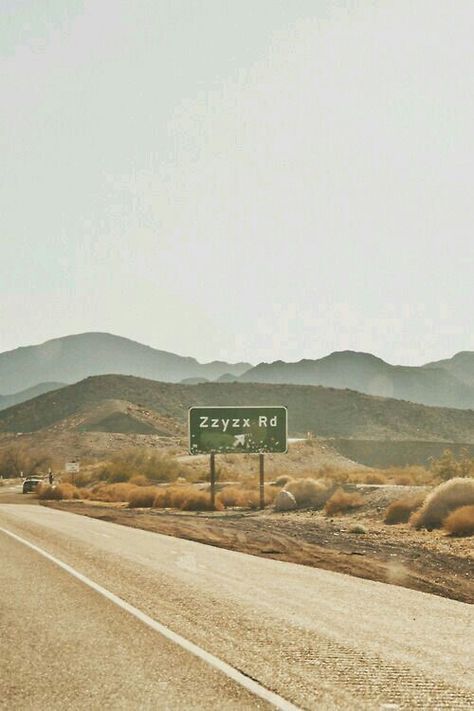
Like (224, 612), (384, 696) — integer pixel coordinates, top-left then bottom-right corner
(44, 484), (473, 605)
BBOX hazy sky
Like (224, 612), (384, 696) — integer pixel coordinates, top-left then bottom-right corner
(2, 1), (474, 365)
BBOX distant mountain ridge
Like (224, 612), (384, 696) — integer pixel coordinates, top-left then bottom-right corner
(423, 351), (474, 387)
(0, 382), (65, 411)
(0, 333), (251, 395)
(238, 350), (474, 409)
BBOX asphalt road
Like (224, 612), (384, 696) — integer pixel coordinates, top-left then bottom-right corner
(0, 503), (473, 710)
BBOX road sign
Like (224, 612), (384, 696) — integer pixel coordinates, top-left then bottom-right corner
(65, 461), (80, 473)
(188, 406), (288, 454)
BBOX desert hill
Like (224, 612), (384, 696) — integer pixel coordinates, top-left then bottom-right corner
(238, 350), (474, 409)
(0, 332), (251, 394)
(2, 374), (474, 445)
(0, 382), (65, 411)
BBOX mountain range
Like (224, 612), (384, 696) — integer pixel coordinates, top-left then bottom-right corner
(237, 350), (474, 409)
(0, 333), (250, 396)
(2, 332), (474, 412)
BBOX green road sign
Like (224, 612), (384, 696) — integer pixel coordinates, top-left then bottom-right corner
(188, 406), (288, 454)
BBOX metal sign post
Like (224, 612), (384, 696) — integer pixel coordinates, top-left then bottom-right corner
(259, 453), (265, 510)
(210, 452), (216, 510)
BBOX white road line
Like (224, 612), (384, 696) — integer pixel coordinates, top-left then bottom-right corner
(0, 525), (301, 711)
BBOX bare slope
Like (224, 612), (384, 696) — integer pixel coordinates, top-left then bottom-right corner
(238, 350), (474, 409)
(0, 332), (251, 394)
(2, 374), (474, 442)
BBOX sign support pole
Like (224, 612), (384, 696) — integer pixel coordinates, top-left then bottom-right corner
(259, 453), (265, 510)
(210, 452), (216, 511)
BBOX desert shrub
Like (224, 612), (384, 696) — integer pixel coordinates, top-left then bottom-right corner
(153, 486), (181, 509)
(284, 478), (332, 508)
(129, 475), (150, 487)
(443, 505), (474, 536)
(217, 485), (276, 509)
(218, 487), (248, 507)
(393, 475), (413, 486)
(180, 490), (224, 512)
(410, 478), (474, 529)
(324, 488), (365, 515)
(363, 472), (387, 485)
(325, 468), (350, 484)
(90, 482), (137, 502)
(273, 475), (294, 487)
(0, 448), (54, 479)
(100, 450), (180, 484)
(37, 483), (82, 500)
(384, 495), (425, 524)
(384, 466), (433, 486)
(430, 449), (474, 481)
(127, 486), (159, 508)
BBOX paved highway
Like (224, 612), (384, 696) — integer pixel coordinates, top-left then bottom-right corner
(0, 503), (473, 710)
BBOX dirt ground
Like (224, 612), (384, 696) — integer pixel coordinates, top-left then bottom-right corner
(42, 484), (473, 605)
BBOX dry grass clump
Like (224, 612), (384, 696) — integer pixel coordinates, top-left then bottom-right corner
(99, 449), (180, 484)
(273, 475), (294, 487)
(284, 478), (332, 509)
(128, 474), (151, 487)
(363, 472), (388, 485)
(152, 485), (223, 511)
(443, 506), (474, 537)
(410, 478), (474, 529)
(430, 448), (474, 481)
(217, 487), (249, 508)
(90, 482), (137, 502)
(180, 490), (224, 512)
(37, 483), (84, 500)
(384, 495), (425, 524)
(153, 486), (180, 509)
(324, 488), (365, 515)
(216, 484), (276, 509)
(383, 466), (434, 486)
(127, 486), (159, 508)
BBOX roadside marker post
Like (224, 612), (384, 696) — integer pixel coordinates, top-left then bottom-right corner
(188, 406), (287, 511)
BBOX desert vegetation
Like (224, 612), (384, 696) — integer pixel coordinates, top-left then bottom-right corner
(95, 449), (180, 483)
(384, 495), (425, 524)
(324, 488), (365, 515)
(37, 482), (88, 500)
(27, 442), (474, 531)
(410, 478), (474, 530)
(0, 447), (54, 479)
(283, 477), (334, 508)
(430, 448), (474, 481)
(443, 505), (474, 536)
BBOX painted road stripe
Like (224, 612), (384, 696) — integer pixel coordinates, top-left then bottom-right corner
(0, 526), (301, 711)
